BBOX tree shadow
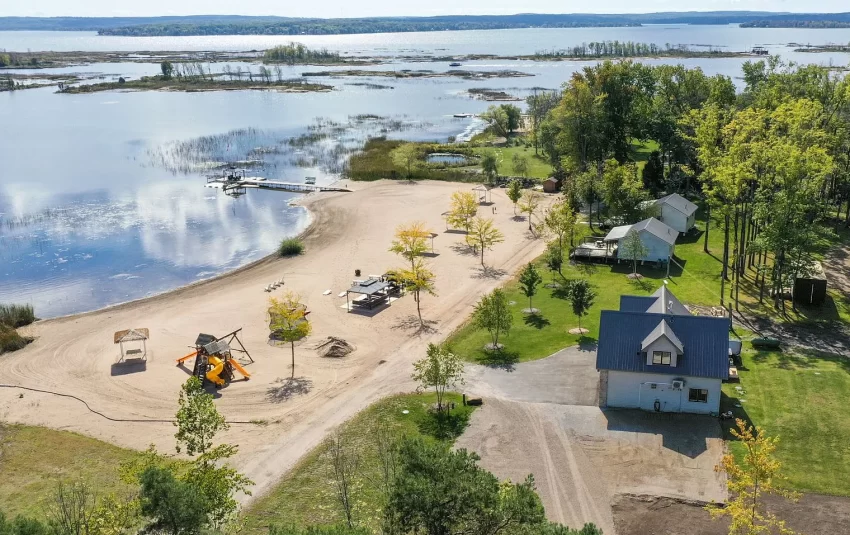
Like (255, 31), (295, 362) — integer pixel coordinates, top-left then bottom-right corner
(449, 242), (477, 256)
(416, 408), (473, 441)
(476, 349), (519, 371)
(472, 266), (508, 279)
(266, 376), (314, 403)
(390, 314), (439, 334)
(523, 313), (550, 329)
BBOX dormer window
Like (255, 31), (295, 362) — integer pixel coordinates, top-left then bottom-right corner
(652, 351), (672, 365)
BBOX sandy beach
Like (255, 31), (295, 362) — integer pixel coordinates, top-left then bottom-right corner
(0, 180), (550, 502)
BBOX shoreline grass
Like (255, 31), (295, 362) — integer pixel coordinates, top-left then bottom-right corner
(279, 237), (305, 257)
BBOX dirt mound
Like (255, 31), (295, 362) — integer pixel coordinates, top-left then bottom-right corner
(314, 336), (355, 358)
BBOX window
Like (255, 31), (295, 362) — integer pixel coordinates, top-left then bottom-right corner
(689, 388), (708, 403)
(652, 351), (672, 365)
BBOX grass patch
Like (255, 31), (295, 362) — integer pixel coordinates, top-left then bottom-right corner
(243, 392), (476, 533)
(279, 237), (305, 257)
(721, 341), (850, 496)
(0, 304), (35, 329)
(0, 324), (31, 355)
(0, 425), (140, 517)
(473, 144), (553, 180)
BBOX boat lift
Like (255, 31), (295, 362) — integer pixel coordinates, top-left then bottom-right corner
(206, 168), (351, 198)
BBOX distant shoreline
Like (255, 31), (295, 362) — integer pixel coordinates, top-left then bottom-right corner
(2, 11), (850, 36)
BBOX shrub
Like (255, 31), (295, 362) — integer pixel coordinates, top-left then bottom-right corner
(0, 304), (36, 328)
(279, 237), (305, 257)
(0, 324), (30, 354)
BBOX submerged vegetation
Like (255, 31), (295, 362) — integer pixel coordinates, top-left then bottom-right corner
(532, 41), (741, 59)
(263, 43), (344, 65)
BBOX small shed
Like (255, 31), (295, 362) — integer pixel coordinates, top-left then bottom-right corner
(543, 177), (560, 193)
(793, 262), (827, 306)
(113, 328), (149, 361)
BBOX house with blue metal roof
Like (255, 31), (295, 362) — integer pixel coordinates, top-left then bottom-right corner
(596, 285), (729, 415)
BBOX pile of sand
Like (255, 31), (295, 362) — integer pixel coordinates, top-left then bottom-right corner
(314, 336), (355, 358)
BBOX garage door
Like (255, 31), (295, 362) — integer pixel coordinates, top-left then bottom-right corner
(639, 382), (682, 413)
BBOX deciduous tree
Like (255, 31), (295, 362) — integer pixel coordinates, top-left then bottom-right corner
(481, 153), (499, 185)
(411, 344), (464, 412)
(446, 190), (478, 232)
(506, 179), (523, 215)
(174, 376), (227, 456)
(519, 190), (543, 232)
(269, 293), (312, 378)
(568, 280), (596, 331)
(512, 153), (529, 178)
(396, 258), (436, 326)
(467, 217), (505, 266)
(619, 230), (648, 276)
(473, 288), (513, 350)
(708, 419), (800, 535)
(389, 221), (430, 270)
(518, 263), (543, 313)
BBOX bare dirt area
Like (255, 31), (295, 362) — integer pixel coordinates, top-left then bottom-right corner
(612, 493), (850, 535)
(1, 180), (551, 502)
(456, 352), (725, 535)
(824, 241), (850, 297)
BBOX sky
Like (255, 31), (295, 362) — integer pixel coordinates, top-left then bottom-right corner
(5, 0), (850, 19)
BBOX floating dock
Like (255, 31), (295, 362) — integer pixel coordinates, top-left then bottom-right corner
(206, 176), (351, 197)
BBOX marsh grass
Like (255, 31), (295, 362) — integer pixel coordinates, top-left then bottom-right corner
(0, 303), (35, 328)
(279, 237), (305, 257)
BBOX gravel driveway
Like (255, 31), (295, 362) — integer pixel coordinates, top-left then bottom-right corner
(456, 347), (726, 535)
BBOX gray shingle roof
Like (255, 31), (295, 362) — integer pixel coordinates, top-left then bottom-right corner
(597, 311), (729, 379)
(655, 193), (698, 217)
(631, 217), (678, 246)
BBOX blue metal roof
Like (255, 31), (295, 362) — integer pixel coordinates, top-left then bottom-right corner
(596, 310), (730, 380)
(619, 295), (656, 312)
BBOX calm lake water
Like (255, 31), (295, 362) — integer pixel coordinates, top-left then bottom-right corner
(2, 27), (849, 317)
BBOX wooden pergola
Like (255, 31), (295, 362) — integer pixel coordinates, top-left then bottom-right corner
(472, 184), (493, 204)
(113, 328), (149, 362)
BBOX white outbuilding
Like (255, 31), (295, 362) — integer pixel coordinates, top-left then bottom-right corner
(604, 217), (678, 263)
(649, 193), (698, 234)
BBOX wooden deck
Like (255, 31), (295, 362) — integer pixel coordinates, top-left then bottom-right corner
(570, 244), (618, 263)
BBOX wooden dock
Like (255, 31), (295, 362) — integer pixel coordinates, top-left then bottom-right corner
(206, 176), (351, 195)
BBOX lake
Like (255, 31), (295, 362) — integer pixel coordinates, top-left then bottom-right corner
(1, 27), (849, 317)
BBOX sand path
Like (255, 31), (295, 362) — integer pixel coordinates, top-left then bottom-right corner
(0, 180), (550, 502)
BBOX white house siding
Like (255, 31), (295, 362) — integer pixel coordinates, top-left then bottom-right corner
(660, 206), (690, 234)
(605, 370), (722, 415)
(619, 232), (673, 263)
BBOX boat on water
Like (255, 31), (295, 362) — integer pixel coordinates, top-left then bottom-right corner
(304, 176), (316, 185)
(453, 113), (474, 118)
(449, 62), (462, 67)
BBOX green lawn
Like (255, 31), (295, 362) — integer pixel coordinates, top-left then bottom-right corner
(446, 210), (727, 364)
(0, 425), (139, 518)
(722, 340), (850, 496)
(243, 392), (476, 533)
(473, 144), (554, 180)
